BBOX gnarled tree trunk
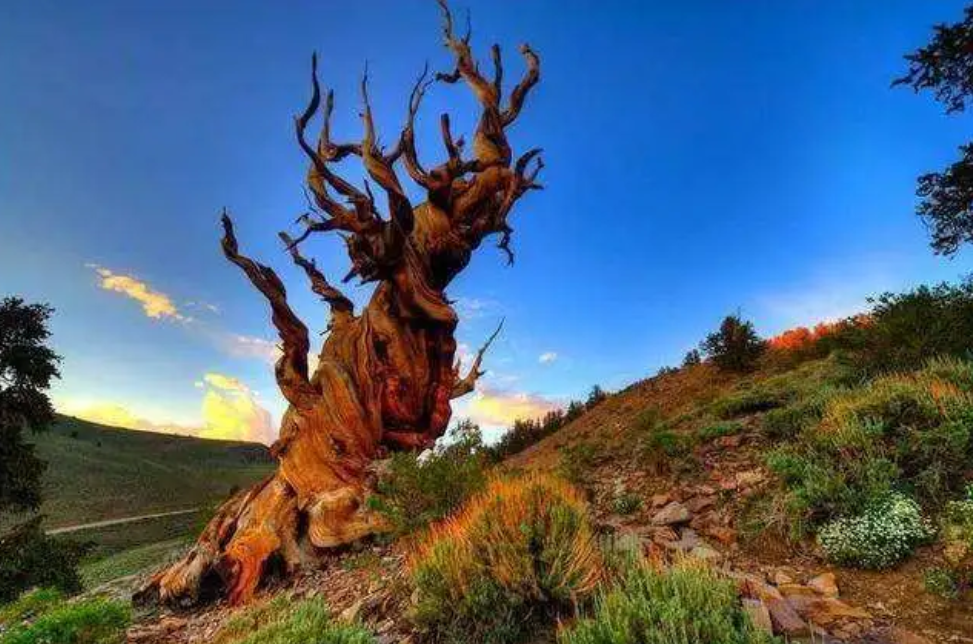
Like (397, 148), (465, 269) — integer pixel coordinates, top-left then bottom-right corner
(137, 1), (541, 607)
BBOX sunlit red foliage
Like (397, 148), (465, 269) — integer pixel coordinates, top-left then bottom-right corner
(768, 320), (846, 352)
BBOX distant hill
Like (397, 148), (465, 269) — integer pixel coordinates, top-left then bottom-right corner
(15, 415), (275, 530)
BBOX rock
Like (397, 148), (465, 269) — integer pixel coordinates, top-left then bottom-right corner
(718, 434), (742, 449)
(807, 572), (838, 598)
(742, 599), (773, 635)
(689, 545), (722, 562)
(706, 526), (737, 546)
(765, 596), (810, 637)
(340, 599), (365, 622)
(778, 584), (818, 598)
(652, 501), (691, 526)
(650, 493), (671, 508)
(685, 495), (716, 513)
(803, 598), (870, 625)
(735, 470), (765, 487)
(772, 571), (795, 585)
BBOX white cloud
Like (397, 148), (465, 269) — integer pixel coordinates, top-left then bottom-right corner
(453, 297), (501, 320)
(538, 351), (558, 364)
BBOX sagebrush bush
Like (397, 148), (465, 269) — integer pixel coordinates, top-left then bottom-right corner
(368, 420), (488, 536)
(558, 443), (599, 485)
(558, 557), (778, 644)
(0, 596), (130, 644)
(611, 493), (642, 515)
(818, 493), (932, 569)
(711, 388), (787, 419)
(409, 474), (602, 643)
(213, 595), (373, 644)
(936, 485), (973, 596)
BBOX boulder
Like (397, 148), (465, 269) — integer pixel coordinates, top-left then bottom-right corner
(651, 501), (691, 526)
(807, 572), (838, 598)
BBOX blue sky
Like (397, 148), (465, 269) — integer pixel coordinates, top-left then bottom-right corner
(2, 0), (972, 442)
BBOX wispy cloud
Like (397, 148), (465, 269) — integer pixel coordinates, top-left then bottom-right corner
(87, 264), (188, 322)
(538, 351), (558, 364)
(186, 300), (221, 315)
(453, 296), (501, 320)
(60, 372), (277, 445)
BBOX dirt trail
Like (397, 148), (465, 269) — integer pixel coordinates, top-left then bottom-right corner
(46, 508), (201, 535)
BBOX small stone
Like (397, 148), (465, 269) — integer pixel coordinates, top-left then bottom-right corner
(651, 501), (691, 526)
(651, 493), (671, 508)
(707, 526), (737, 546)
(807, 572), (838, 598)
(718, 434), (742, 448)
(735, 470), (765, 487)
(685, 495), (716, 513)
(689, 545), (722, 561)
(339, 599), (364, 622)
(772, 571), (794, 585)
(742, 599), (773, 635)
(777, 584), (817, 598)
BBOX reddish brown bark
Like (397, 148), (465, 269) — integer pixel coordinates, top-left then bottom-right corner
(137, 1), (541, 607)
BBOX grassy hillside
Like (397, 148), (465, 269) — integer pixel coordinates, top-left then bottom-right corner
(19, 415), (274, 528)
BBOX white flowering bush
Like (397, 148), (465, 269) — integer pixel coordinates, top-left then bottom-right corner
(818, 493), (933, 569)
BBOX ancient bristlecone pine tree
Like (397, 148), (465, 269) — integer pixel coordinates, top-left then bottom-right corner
(139, 3), (541, 606)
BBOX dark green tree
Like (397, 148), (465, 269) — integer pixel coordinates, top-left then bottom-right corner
(700, 314), (765, 373)
(682, 349), (702, 367)
(896, 4), (973, 255)
(0, 297), (60, 513)
(0, 297), (85, 602)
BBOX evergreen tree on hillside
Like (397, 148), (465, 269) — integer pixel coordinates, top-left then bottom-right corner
(896, 4), (973, 255)
(700, 314), (765, 373)
(0, 297), (60, 513)
(682, 349), (702, 367)
(0, 297), (85, 603)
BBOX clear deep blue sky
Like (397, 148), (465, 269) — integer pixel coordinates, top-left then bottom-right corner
(2, 0), (972, 441)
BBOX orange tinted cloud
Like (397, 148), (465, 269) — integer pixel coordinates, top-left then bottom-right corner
(454, 385), (559, 430)
(59, 372), (277, 445)
(88, 264), (187, 322)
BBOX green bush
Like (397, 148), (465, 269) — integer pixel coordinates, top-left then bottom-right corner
(828, 279), (973, 373)
(558, 443), (599, 485)
(0, 518), (87, 603)
(711, 389), (788, 419)
(410, 475), (602, 644)
(924, 567), (961, 599)
(818, 493), (932, 569)
(213, 595), (373, 644)
(611, 493), (642, 516)
(697, 421), (742, 442)
(0, 588), (63, 627)
(558, 557), (779, 644)
(368, 420), (488, 536)
(0, 596), (130, 644)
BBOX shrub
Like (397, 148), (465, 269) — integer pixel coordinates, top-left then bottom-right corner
(711, 388), (787, 419)
(700, 315), (766, 373)
(368, 420), (488, 536)
(213, 595), (373, 644)
(924, 567), (961, 599)
(0, 596), (129, 644)
(611, 493), (642, 516)
(818, 493), (932, 569)
(409, 474), (602, 643)
(0, 518), (87, 603)
(0, 588), (63, 627)
(697, 421), (742, 442)
(936, 485), (973, 597)
(557, 557), (778, 644)
(558, 443), (599, 485)
(639, 427), (694, 476)
(827, 279), (973, 373)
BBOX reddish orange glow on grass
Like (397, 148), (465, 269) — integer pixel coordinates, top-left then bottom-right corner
(409, 473), (602, 602)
